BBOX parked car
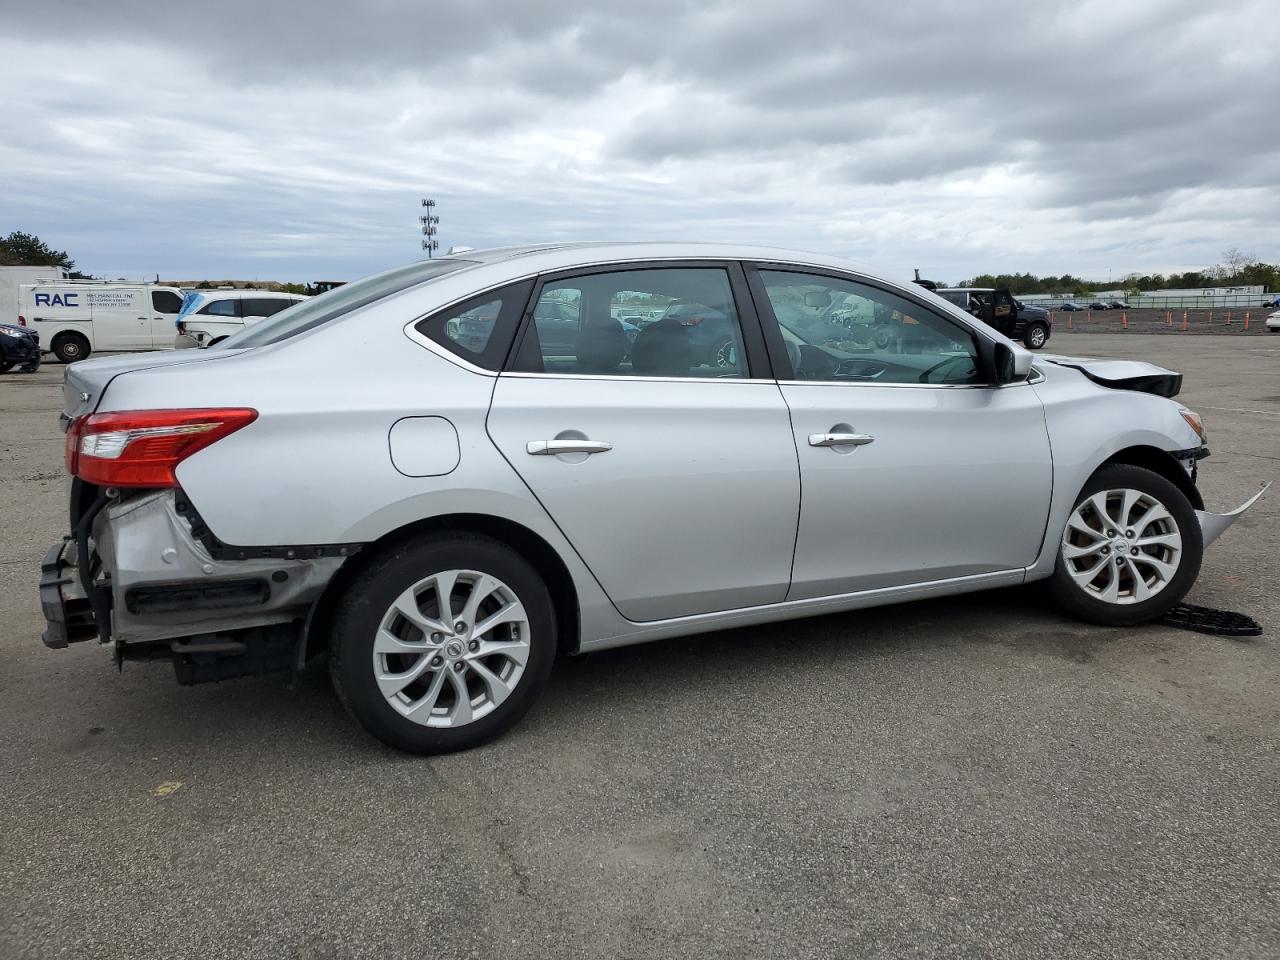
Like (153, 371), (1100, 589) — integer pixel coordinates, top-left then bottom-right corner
(937, 288), (1052, 350)
(1088, 302), (1109, 311)
(1108, 301), (1130, 310)
(175, 291), (308, 348)
(1266, 309), (1280, 332)
(18, 280), (185, 362)
(0, 321), (40, 373)
(1058, 302), (1082, 311)
(39, 243), (1268, 755)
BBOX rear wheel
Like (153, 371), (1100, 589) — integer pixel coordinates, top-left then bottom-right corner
(1050, 464), (1202, 626)
(52, 332), (90, 364)
(330, 534), (556, 754)
(1024, 323), (1049, 350)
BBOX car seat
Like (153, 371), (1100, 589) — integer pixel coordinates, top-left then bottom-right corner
(575, 318), (628, 373)
(629, 317), (691, 377)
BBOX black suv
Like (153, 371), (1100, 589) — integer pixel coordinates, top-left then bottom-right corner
(933, 288), (1053, 350)
(0, 322), (40, 373)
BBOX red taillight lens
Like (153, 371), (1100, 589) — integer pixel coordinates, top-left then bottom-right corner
(69, 408), (257, 488)
(17, 315), (26, 327)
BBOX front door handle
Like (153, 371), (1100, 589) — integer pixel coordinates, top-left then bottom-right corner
(808, 432), (874, 447)
(526, 440), (613, 456)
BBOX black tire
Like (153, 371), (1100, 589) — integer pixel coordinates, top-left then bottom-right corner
(330, 533), (557, 754)
(52, 333), (90, 364)
(1024, 323), (1049, 350)
(1049, 464), (1202, 627)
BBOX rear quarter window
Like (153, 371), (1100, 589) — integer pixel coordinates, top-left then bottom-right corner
(414, 280), (533, 371)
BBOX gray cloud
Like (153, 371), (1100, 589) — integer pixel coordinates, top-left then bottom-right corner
(0, 0), (1277, 282)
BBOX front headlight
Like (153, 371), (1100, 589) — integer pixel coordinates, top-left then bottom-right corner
(1179, 408), (1207, 444)
(0, 327), (22, 339)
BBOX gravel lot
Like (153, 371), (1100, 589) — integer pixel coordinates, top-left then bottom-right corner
(2, 334), (1277, 960)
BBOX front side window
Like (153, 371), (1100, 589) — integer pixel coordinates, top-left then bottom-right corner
(758, 271), (980, 385)
(513, 267), (746, 378)
(152, 290), (183, 314)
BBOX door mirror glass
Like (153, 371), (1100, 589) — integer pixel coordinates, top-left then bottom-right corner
(993, 342), (1032, 383)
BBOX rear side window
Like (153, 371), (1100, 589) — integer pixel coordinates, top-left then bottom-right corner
(415, 281), (532, 371)
(242, 298), (291, 317)
(152, 290), (183, 314)
(200, 299), (240, 317)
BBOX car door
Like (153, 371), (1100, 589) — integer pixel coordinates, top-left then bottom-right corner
(747, 266), (1053, 600)
(148, 289), (184, 347)
(486, 262), (800, 622)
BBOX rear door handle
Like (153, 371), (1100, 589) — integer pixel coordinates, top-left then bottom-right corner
(808, 432), (874, 447)
(526, 440), (613, 456)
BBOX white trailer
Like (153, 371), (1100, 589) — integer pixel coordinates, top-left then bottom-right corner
(0, 265), (67, 324)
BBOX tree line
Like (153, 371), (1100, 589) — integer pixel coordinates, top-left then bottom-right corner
(956, 248), (1277, 297)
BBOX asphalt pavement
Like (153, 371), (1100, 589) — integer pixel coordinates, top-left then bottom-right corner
(1, 333), (1277, 959)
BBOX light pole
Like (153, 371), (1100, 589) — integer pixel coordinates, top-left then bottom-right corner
(420, 198), (439, 258)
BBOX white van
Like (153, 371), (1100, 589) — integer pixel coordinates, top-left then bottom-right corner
(18, 280), (185, 362)
(174, 290), (308, 348)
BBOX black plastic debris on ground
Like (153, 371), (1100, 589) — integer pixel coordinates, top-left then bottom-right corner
(1161, 603), (1263, 638)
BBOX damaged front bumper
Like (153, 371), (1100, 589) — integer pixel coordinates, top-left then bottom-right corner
(38, 489), (349, 673)
(1196, 481), (1270, 547)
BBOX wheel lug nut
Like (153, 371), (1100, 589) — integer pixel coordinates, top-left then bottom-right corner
(454, 621), (467, 634)
(1125, 530), (1135, 539)
(1106, 529), (1116, 537)
(1115, 557), (1125, 566)
(467, 640), (479, 652)
(430, 632), (444, 643)
(1101, 546), (1110, 555)
(430, 655), (443, 667)
(1130, 547), (1138, 555)
(453, 661), (465, 672)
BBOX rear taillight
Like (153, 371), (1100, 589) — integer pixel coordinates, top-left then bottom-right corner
(18, 315), (26, 327)
(66, 408), (257, 488)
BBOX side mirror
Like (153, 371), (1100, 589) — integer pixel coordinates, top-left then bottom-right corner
(993, 342), (1033, 383)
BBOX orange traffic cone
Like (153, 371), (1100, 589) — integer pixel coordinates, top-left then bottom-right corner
(1122, 311), (1128, 329)
(1182, 310), (1188, 331)
(1245, 312), (1251, 330)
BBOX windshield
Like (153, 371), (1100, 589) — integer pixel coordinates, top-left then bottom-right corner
(218, 259), (477, 350)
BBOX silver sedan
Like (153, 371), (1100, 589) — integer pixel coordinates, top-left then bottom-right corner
(39, 243), (1268, 753)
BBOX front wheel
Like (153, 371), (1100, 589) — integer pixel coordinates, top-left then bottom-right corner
(1050, 464), (1202, 626)
(330, 533), (557, 754)
(1024, 323), (1049, 350)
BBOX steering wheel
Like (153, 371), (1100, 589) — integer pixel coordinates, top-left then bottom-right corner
(918, 355), (975, 384)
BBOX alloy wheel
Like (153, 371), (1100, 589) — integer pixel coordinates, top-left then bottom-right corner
(372, 569), (531, 727)
(1061, 488), (1183, 605)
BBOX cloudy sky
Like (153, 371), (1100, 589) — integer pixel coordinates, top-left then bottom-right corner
(1, 0), (1277, 284)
